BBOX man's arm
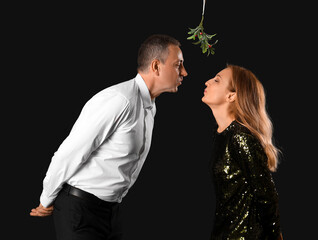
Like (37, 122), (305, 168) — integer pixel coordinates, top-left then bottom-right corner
(31, 91), (129, 216)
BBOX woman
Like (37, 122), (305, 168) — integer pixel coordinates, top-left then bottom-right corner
(202, 64), (283, 239)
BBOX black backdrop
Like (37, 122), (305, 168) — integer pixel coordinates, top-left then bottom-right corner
(9, 1), (316, 239)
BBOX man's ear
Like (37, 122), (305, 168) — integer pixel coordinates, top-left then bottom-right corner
(151, 59), (160, 76)
(227, 92), (236, 103)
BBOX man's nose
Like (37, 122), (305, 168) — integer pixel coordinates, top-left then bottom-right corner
(181, 66), (188, 77)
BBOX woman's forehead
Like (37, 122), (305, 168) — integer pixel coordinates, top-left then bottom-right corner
(217, 68), (231, 78)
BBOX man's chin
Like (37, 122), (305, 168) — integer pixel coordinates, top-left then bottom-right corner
(172, 87), (179, 93)
(165, 85), (180, 94)
(174, 83), (182, 92)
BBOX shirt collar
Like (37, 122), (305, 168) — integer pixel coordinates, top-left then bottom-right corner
(135, 74), (155, 110)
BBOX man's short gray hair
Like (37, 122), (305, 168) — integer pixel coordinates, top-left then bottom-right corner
(137, 34), (180, 72)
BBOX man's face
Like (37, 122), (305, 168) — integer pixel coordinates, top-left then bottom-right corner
(158, 45), (188, 93)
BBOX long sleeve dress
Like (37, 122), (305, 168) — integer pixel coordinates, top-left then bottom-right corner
(210, 121), (281, 240)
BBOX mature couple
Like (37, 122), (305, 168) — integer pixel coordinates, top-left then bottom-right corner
(31, 34), (283, 240)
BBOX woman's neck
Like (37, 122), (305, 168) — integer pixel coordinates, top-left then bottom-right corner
(211, 107), (235, 133)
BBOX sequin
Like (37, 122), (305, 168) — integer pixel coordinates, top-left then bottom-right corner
(209, 121), (281, 240)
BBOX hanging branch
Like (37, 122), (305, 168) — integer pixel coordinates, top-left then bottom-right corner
(187, 0), (218, 56)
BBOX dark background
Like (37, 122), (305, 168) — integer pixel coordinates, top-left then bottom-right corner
(7, 1), (316, 239)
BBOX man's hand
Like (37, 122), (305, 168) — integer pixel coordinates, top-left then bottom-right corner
(30, 203), (54, 217)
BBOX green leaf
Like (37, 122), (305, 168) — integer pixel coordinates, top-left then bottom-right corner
(188, 28), (196, 34)
(206, 33), (217, 39)
(212, 39), (218, 46)
(188, 26), (200, 34)
(201, 42), (208, 53)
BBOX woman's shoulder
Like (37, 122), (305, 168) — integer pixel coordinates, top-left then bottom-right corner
(229, 121), (261, 147)
(230, 121), (251, 136)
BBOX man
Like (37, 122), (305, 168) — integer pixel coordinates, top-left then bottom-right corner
(30, 34), (188, 240)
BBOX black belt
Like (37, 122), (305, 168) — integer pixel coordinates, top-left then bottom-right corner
(62, 184), (117, 207)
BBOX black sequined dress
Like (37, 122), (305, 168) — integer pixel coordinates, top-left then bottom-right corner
(210, 121), (281, 240)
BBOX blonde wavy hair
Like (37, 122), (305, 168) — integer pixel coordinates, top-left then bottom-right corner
(227, 64), (280, 172)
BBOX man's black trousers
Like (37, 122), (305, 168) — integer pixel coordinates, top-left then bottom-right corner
(53, 184), (122, 240)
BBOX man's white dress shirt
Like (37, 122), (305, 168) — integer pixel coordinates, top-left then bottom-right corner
(40, 74), (156, 207)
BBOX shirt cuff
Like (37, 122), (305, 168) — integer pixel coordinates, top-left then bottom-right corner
(40, 191), (55, 208)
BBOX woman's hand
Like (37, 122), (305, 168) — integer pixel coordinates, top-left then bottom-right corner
(278, 232), (283, 240)
(30, 203), (54, 217)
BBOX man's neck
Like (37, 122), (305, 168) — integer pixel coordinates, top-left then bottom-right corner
(139, 72), (160, 100)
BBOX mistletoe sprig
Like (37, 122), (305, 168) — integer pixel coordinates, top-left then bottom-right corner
(187, 0), (218, 56)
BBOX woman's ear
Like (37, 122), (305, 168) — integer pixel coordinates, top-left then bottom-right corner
(227, 92), (236, 103)
(151, 59), (160, 76)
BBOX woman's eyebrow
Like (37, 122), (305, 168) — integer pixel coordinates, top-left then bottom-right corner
(216, 74), (222, 79)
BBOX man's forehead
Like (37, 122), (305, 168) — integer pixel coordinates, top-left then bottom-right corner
(177, 51), (184, 62)
(168, 45), (184, 61)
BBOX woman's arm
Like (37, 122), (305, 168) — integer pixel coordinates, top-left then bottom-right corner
(232, 132), (282, 239)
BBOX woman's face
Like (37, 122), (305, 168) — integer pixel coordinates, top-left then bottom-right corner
(202, 67), (234, 108)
